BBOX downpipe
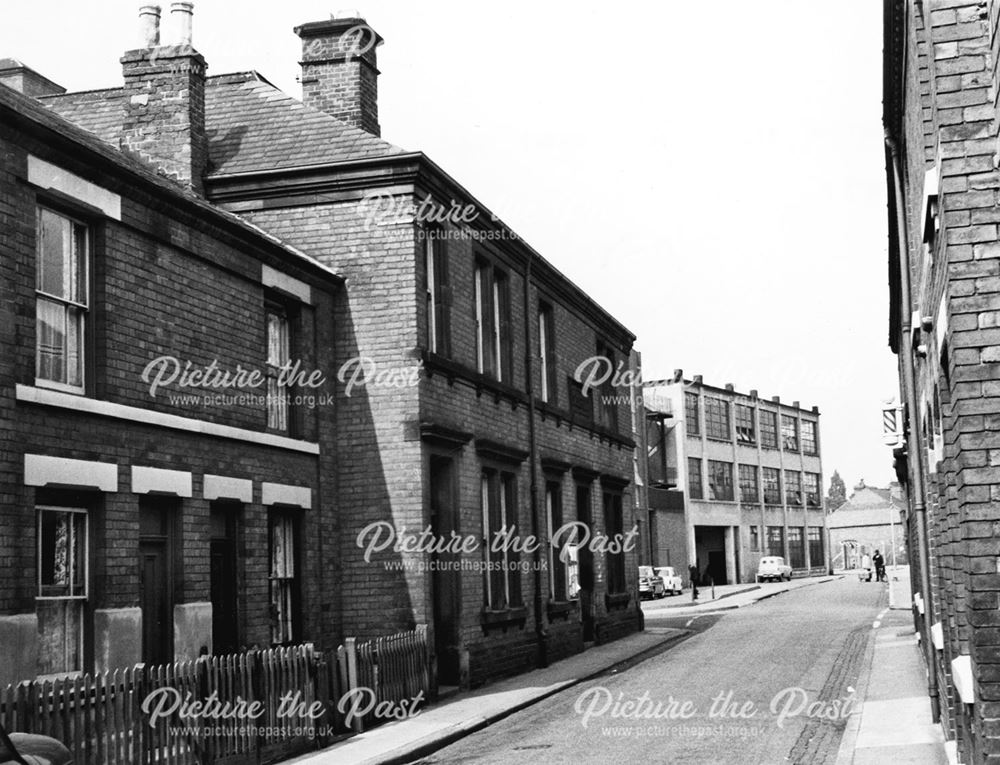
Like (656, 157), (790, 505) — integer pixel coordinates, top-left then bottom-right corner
(885, 131), (941, 722)
(522, 251), (548, 668)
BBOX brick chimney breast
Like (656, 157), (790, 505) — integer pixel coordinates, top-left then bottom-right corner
(294, 16), (383, 136)
(120, 3), (208, 195)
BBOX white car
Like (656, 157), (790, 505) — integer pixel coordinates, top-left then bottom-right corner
(638, 566), (666, 598)
(756, 556), (792, 583)
(653, 566), (683, 595)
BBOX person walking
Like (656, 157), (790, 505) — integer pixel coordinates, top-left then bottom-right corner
(689, 562), (699, 601)
(873, 550), (886, 583)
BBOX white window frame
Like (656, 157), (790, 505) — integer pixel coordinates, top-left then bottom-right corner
(35, 206), (89, 394)
(36, 505), (88, 677)
(269, 511), (296, 644)
(36, 505), (89, 600)
(266, 307), (290, 432)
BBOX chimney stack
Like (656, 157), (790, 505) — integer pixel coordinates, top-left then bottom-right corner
(120, 3), (208, 194)
(294, 14), (383, 135)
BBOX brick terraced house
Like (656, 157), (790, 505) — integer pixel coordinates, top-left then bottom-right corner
(0, 64), (341, 687)
(883, 1), (1000, 761)
(642, 375), (826, 586)
(1, 6), (642, 689)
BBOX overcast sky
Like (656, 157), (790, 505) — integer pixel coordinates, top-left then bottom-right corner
(1, 1), (897, 490)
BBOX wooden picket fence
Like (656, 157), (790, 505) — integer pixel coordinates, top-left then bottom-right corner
(0, 627), (432, 764)
(336, 624), (431, 732)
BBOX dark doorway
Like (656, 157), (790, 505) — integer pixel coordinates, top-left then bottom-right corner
(429, 456), (461, 686)
(210, 503), (239, 655)
(576, 484), (595, 642)
(707, 550), (728, 586)
(695, 525), (728, 586)
(139, 498), (175, 666)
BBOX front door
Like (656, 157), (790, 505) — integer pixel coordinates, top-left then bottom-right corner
(210, 505), (239, 655)
(139, 499), (174, 666)
(139, 540), (172, 665)
(430, 456), (461, 686)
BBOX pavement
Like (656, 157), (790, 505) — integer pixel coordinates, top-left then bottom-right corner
(287, 574), (840, 765)
(641, 573), (841, 617)
(834, 565), (949, 765)
(285, 627), (690, 765)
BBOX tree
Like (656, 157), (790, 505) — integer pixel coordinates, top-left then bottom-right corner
(827, 471), (847, 511)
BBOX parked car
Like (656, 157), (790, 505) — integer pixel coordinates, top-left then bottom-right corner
(638, 566), (666, 598)
(653, 566), (684, 595)
(756, 556), (792, 583)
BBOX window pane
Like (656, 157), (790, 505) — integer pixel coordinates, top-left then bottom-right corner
(71, 222), (87, 305)
(67, 306), (84, 387)
(760, 411), (778, 449)
(802, 421), (818, 455)
(707, 460), (733, 501)
(785, 471), (802, 506)
(804, 473), (821, 507)
(705, 398), (730, 440)
(762, 468), (781, 505)
(736, 405), (755, 444)
(781, 415), (799, 452)
(685, 393), (700, 435)
(36, 298), (66, 383)
(38, 208), (69, 298)
(267, 312), (289, 366)
(688, 458), (703, 500)
(267, 310), (290, 431)
(738, 464), (759, 503)
(766, 526), (784, 556)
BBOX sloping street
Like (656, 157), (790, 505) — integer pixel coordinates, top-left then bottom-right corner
(415, 579), (884, 765)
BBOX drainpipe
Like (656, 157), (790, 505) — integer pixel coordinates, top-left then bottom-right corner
(522, 251), (548, 668)
(885, 130), (940, 722)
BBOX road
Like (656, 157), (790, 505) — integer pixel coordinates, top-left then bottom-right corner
(412, 577), (885, 765)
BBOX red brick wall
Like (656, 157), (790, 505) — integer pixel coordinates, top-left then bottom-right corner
(243, 188), (640, 687)
(0, 120), (341, 682)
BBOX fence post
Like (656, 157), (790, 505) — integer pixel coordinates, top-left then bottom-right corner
(344, 638), (363, 734)
(416, 624), (430, 697)
(195, 656), (211, 765)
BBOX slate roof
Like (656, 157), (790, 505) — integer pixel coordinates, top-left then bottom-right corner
(0, 80), (340, 281)
(827, 486), (906, 530)
(39, 71), (406, 177)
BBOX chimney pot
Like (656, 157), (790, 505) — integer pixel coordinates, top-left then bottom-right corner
(171, 1), (194, 46)
(725, 383), (734, 392)
(139, 5), (162, 47)
(692, 375), (703, 385)
(750, 389), (758, 398)
(771, 396), (780, 403)
(673, 369), (683, 382)
(793, 400), (800, 409)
